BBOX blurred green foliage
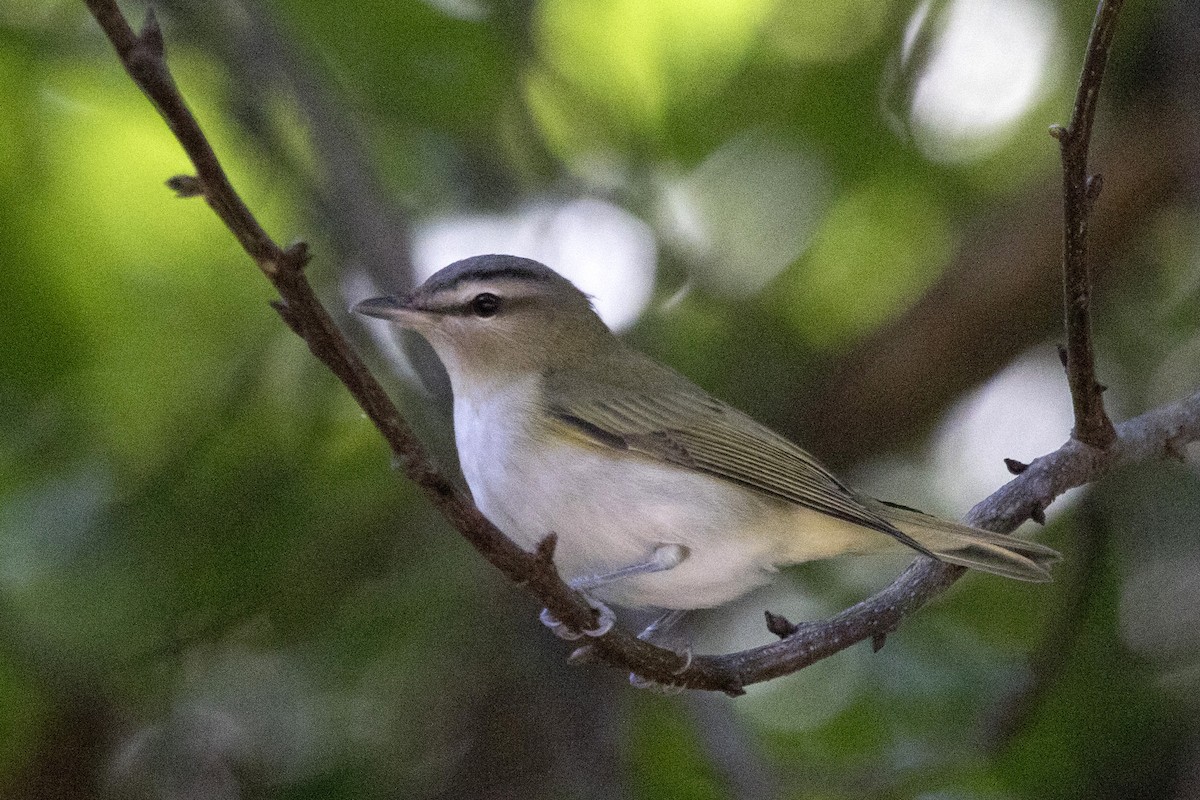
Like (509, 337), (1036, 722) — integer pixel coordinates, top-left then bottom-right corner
(2, 0), (1200, 797)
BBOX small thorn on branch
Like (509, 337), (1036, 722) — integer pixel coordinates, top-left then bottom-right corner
(534, 533), (559, 566)
(166, 174), (203, 198)
(1029, 504), (1047, 526)
(871, 632), (888, 653)
(1086, 173), (1104, 205)
(1004, 458), (1030, 475)
(1057, 343), (1069, 369)
(280, 240), (312, 273)
(764, 610), (799, 639)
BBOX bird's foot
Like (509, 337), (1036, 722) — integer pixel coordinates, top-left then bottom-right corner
(538, 600), (616, 641)
(629, 644), (693, 693)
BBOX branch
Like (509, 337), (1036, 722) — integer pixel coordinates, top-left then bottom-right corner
(681, 391), (1200, 690)
(799, 95), (1180, 468)
(160, 0), (418, 291)
(81, 0), (627, 658)
(1050, 0), (1124, 449)
(84, 0), (1200, 695)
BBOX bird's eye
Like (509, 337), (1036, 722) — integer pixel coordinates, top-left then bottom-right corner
(470, 292), (501, 318)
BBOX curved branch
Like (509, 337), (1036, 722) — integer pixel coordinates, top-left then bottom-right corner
(669, 390), (1198, 691)
(1051, 0), (1124, 448)
(81, 0), (656, 674)
(83, 0), (1199, 695)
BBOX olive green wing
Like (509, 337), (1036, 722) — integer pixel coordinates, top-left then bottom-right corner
(544, 386), (933, 554)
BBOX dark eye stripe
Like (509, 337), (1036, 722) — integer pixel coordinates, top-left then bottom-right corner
(421, 294), (534, 317)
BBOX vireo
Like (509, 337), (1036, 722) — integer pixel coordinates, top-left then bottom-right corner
(355, 255), (1058, 641)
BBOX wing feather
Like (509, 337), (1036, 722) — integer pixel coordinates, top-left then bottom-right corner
(544, 383), (932, 553)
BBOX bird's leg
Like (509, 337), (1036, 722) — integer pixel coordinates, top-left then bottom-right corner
(637, 609), (688, 643)
(539, 544), (689, 641)
(570, 544), (689, 592)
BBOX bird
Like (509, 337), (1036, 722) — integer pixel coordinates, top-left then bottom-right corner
(355, 254), (1059, 647)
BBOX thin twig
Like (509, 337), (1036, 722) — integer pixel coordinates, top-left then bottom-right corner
(82, 0), (624, 655)
(83, 0), (1200, 694)
(82, 0), (711, 688)
(84, 3), (284, 275)
(683, 391), (1197, 690)
(1050, 0), (1124, 449)
(800, 101), (1179, 468)
(160, 0), (418, 291)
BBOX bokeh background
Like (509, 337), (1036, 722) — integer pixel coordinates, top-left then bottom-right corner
(3, 0), (1200, 797)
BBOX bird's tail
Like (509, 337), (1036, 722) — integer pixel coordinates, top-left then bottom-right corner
(870, 499), (1061, 583)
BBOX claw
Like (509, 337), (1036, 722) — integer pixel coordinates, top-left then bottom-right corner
(628, 638), (692, 692)
(671, 645), (694, 675)
(586, 602), (616, 636)
(568, 644), (599, 664)
(539, 600), (616, 640)
(539, 607), (584, 640)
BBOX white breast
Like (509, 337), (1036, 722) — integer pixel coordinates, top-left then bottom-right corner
(453, 377), (788, 610)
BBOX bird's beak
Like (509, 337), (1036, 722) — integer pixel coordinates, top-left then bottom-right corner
(353, 295), (426, 327)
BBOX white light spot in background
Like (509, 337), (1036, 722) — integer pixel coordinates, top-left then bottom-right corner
(415, 198), (657, 331)
(418, 0), (488, 22)
(904, 0), (1058, 162)
(930, 349), (1079, 522)
(657, 132), (827, 297)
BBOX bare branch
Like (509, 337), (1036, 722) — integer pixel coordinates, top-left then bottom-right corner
(677, 390), (1199, 691)
(1051, 0), (1124, 448)
(83, 0), (1200, 695)
(81, 0), (626, 661)
(159, 0), (418, 291)
(84, 2), (285, 275)
(799, 101), (1181, 468)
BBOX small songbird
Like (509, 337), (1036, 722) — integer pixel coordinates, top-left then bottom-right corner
(355, 255), (1058, 642)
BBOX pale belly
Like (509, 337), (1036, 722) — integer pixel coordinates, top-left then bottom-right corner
(454, 390), (885, 610)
